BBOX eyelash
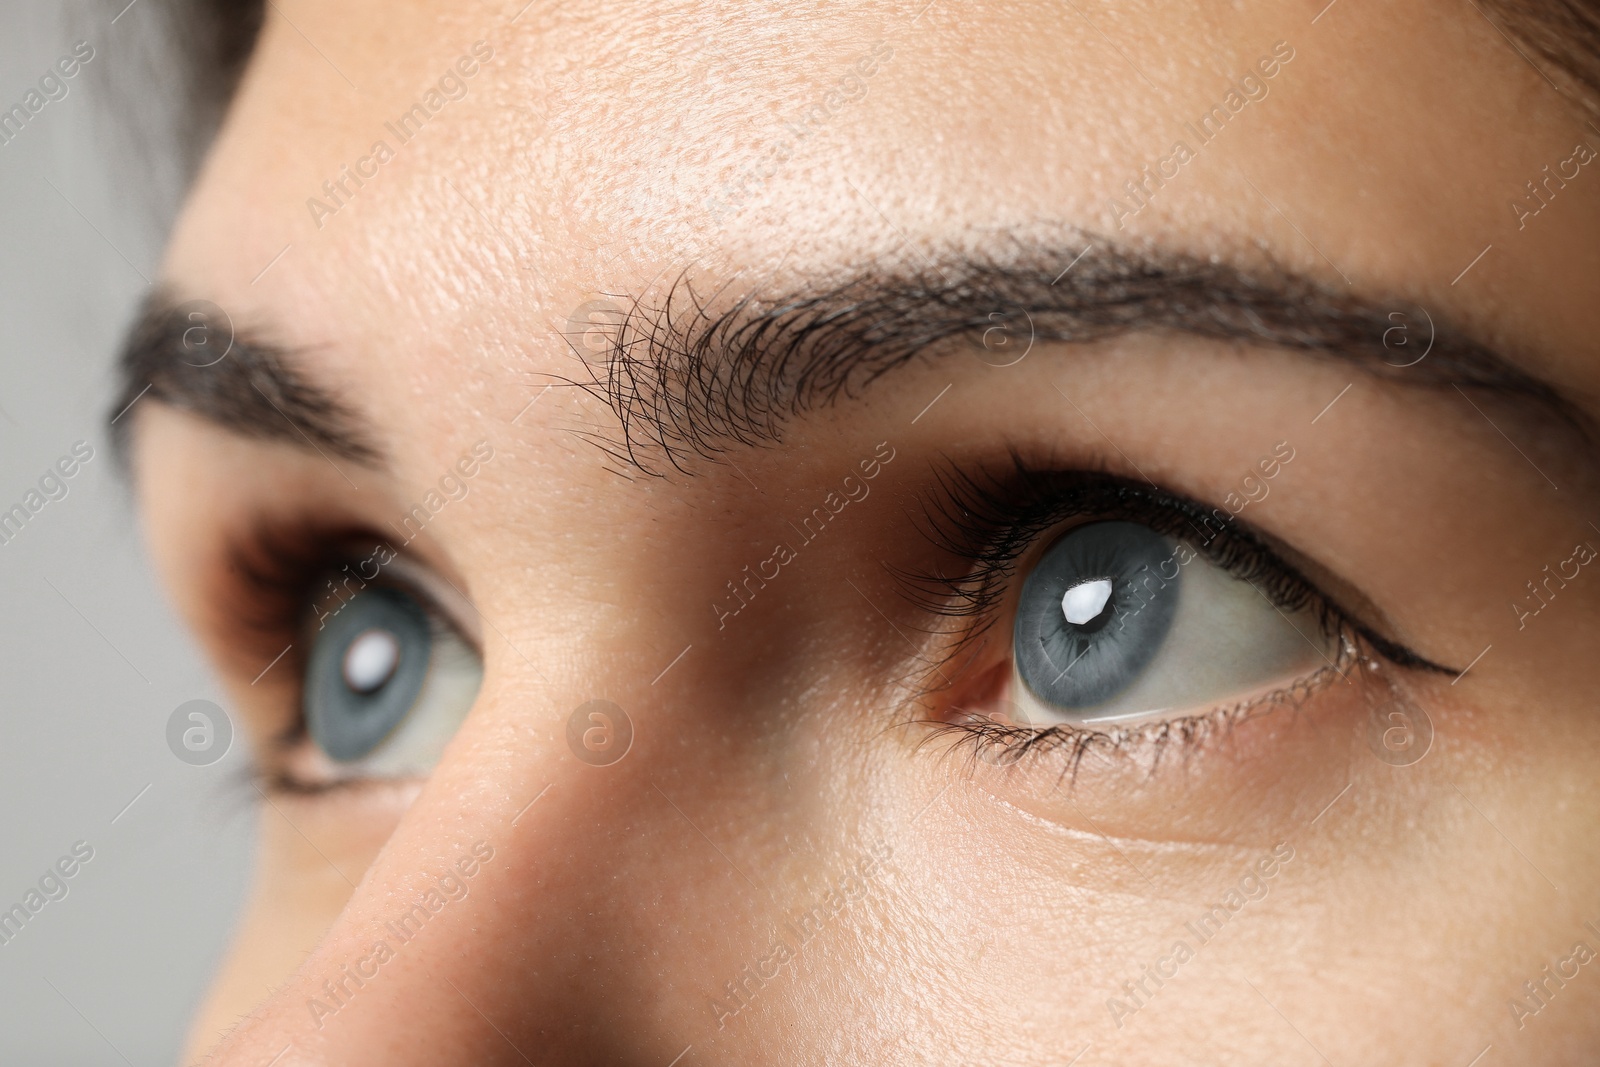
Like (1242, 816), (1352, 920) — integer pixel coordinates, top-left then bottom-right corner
(217, 457), (1447, 789)
(222, 522), (432, 794)
(899, 452), (1449, 770)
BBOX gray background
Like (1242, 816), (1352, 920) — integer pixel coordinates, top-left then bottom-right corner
(0, 2), (255, 1063)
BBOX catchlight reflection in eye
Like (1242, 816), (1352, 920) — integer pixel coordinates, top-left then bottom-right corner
(1061, 578), (1114, 626)
(1011, 521), (1331, 727)
(303, 584), (483, 774)
(343, 629), (401, 693)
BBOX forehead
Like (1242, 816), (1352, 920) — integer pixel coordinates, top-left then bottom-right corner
(161, 0), (1600, 464)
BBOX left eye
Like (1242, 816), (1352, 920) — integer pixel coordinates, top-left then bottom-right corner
(1010, 520), (1333, 727)
(303, 583), (483, 773)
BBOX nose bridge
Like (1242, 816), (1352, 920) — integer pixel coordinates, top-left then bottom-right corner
(212, 667), (749, 1066)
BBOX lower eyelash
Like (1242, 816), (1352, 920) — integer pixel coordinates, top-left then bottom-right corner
(925, 648), (1358, 786)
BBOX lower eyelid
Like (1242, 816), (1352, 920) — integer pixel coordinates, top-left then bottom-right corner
(262, 768), (415, 797)
(937, 648), (1357, 780)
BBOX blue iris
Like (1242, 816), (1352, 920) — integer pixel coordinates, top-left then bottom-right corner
(305, 586), (433, 761)
(1013, 521), (1181, 711)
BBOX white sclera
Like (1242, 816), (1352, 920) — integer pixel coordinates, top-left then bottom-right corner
(1061, 578), (1114, 625)
(343, 629), (401, 694)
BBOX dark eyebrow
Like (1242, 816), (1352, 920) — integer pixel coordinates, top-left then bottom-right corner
(569, 231), (1586, 474)
(110, 291), (379, 466)
(113, 234), (1583, 478)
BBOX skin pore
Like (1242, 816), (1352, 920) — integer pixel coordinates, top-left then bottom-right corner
(123, 0), (1600, 1064)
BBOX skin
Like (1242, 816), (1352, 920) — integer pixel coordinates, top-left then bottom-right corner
(126, 0), (1600, 1063)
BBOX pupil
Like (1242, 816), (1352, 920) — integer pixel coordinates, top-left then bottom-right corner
(1061, 578), (1114, 626)
(343, 629), (401, 694)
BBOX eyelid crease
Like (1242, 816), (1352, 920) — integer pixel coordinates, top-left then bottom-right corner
(223, 521), (479, 653)
(371, 550), (484, 655)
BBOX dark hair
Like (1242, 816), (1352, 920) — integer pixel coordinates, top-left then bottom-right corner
(1490, 0), (1600, 114)
(80, 0), (263, 225)
(161, 0), (265, 176)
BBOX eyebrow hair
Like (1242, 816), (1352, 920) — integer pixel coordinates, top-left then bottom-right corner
(113, 233), (1581, 477)
(110, 291), (378, 465)
(569, 232), (1585, 474)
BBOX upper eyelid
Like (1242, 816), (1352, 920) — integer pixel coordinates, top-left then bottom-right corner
(227, 524), (479, 651)
(901, 458), (1456, 677)
(363, 550), (483, 654)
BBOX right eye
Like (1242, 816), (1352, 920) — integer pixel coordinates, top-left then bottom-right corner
(301, 582), (483, 776)
(1010, 519), (1333, 728)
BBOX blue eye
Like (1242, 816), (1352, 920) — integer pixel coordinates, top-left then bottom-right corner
(303, 585), (481, 768)
(1012, 520), (1332, 727)
(1014, 521), (1181, 710)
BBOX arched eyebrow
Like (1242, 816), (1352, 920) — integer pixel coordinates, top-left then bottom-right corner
(111, 235), (1582, 475)
(574, 236), (1584, 474)
(111, 292), (379, 467)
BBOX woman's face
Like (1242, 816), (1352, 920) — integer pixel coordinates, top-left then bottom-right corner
(130, 1), (1600, 1063)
